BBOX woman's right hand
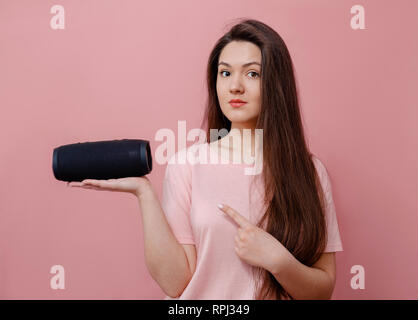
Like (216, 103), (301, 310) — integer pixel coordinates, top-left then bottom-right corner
(67, 176), (153, 198)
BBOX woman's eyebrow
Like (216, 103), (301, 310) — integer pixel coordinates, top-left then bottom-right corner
(218, 61), (261, 68)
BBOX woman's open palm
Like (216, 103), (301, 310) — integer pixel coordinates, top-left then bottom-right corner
(68, 176), (151, 197)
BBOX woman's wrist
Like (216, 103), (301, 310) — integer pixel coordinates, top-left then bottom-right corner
(136, 184), (155, 201)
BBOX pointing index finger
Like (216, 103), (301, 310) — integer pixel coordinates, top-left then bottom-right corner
(218, 204), (251, 228)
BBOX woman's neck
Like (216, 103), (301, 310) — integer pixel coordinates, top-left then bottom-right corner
(219, 124), (262, 162)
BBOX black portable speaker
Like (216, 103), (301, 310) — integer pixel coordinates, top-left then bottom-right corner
(52, 139), (152, 182)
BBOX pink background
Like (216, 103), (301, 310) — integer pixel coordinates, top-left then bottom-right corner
(0, 0), (417, 299)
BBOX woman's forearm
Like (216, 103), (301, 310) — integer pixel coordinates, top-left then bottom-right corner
(270, 251), (334, 300)
(137, 189), (192, 298)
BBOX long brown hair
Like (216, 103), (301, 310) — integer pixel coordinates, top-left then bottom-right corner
(201, 18), (327, 299)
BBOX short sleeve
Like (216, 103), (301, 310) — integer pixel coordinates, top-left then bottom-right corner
(161, 149), (195, 245)
(312, 156), (343, 253)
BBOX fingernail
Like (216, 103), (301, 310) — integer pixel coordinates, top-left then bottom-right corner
(217, 204), (224, 209)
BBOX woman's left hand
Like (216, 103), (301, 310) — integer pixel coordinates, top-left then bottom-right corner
(218, 203), (290, 274)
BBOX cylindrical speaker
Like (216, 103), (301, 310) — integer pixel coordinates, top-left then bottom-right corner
(52, 139), (152, 182)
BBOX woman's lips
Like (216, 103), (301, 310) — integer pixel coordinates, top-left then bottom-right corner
(229, 102), (247, 108)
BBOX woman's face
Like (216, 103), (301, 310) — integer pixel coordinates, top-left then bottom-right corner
(216, 40), (262, 130)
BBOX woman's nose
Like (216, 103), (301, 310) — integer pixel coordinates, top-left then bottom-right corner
(229, 76), (244, 93)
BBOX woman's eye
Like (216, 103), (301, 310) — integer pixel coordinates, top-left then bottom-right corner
(248, 71), (260, 78)
(218, 70), (260, 78)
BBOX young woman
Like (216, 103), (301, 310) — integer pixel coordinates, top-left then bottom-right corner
(69, 19), (343, 300)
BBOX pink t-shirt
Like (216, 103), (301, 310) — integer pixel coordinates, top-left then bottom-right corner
(161, 142), (343, 300)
